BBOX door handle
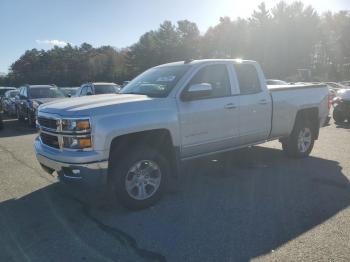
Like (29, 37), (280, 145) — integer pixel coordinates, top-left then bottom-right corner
(224, 103), (237, 109)
(259, 99), (268, 105)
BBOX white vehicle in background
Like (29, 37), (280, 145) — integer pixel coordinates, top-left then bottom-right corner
(35, 59), (329, 209)
(325, 82), (347, 91)
(76, 82), (120, 96)
(332, 88), (350, 123)
(340, 81), (350, 88)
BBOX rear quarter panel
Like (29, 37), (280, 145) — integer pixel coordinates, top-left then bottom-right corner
(269, 85), (329, 138)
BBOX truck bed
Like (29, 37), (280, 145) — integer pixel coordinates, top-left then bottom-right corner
(267, 83), (327, 92)
(267, 84), (329, 139)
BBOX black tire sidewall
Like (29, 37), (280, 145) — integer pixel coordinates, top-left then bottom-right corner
(110, 146), (169, 210)
(17, 107), (24, 121)
(333, 106), (345, 123)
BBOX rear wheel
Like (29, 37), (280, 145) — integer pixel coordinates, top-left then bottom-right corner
(109, 146), (169, 210)
(282, 120), (315, 158)
(333, 106), (346, 123)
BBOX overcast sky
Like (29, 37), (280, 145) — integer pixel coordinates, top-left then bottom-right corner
(0, 0), (349, 73)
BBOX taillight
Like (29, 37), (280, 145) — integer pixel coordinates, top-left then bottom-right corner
(328, 95), (332, 109)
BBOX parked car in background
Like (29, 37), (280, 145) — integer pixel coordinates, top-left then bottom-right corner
(2, 89), (19, 116)
(266, 79), (289, 85)
(325, 82), (347, 91)
(340, 81), (350, 88)
(35, 59), (329, 209)
(121, 81), (130, 88)
(60, 87), (79, 97)
(0, 87), (16, 111)
(332, 88), (350, 123)
(76, 82), (120, 97)
(16, 84), (66, 126)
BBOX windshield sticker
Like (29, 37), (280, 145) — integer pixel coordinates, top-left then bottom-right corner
(156, 76), (176, 82)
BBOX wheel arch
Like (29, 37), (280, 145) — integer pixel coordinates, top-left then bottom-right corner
(108, 129), (180, 181)
(293, 107), (320, 139)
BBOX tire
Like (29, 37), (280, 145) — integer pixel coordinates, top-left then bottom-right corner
(16, 107), (24, 122)
(333, 106), (346, 123)
(109, 145), (169, 210)
(27, 111), (36, 127)
(0, 114), (3, 130)
(282, 120), (315, 158)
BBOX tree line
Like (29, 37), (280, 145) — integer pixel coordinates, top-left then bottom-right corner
(1, 1), (350, 87)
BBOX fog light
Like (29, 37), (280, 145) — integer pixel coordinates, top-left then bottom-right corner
(79, 138), (92, 148)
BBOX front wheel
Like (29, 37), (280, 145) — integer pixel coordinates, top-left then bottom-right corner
(282, 120), (315, 158)
(109, 146), (169, 210)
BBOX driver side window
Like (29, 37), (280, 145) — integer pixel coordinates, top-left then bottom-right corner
(187, 64), (231, 99)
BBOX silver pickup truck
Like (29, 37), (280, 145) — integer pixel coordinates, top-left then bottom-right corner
(35, 59), (329, 209)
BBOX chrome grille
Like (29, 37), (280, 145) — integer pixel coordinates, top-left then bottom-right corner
(40, 132), (60, 149)
(38, 116), (58, 130)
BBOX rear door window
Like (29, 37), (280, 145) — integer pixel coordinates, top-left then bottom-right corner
(80, 86), (88, 96)
(234, 64), (262, 95)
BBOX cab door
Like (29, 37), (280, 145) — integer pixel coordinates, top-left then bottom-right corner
(233, 63), (272, 145)
(178, 63), (240, 158)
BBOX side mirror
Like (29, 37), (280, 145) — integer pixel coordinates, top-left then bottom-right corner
(182, 83), (213, 101)
(86, 92), (93, 96)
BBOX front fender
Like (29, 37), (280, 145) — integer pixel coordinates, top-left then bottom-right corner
(91, 108), (180, 154)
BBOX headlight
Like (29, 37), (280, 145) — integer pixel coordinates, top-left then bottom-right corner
(61, 119), (90, 132)
(63, 136), (92, 149)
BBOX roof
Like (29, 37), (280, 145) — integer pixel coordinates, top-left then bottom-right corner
(92, 82), (119, 86)
(155, 59), (256, 68)
(27, 85), (55, 88)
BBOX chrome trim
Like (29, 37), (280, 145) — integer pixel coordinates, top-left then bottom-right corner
(37, 112), (91, 133)
(36, 153), (108, 184)
(37, 112), (93, 151)
(40, 129), (92, 138)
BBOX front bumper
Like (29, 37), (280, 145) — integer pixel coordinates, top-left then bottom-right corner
(35, 138), (108, 186)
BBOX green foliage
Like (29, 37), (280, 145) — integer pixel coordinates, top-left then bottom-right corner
(1, 1), (350, 86)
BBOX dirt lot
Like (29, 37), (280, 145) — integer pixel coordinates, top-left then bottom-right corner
(1, 116), (350, 262)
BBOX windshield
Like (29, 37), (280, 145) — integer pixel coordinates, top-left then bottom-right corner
(121, 65), (189, 97)
(95, 85), (118, 94)
(29, 87), (65, 99)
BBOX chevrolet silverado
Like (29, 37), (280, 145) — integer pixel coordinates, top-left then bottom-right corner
(34, 59), (329, 209)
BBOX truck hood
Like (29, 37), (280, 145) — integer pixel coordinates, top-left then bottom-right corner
(38, 94), (155, 116)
